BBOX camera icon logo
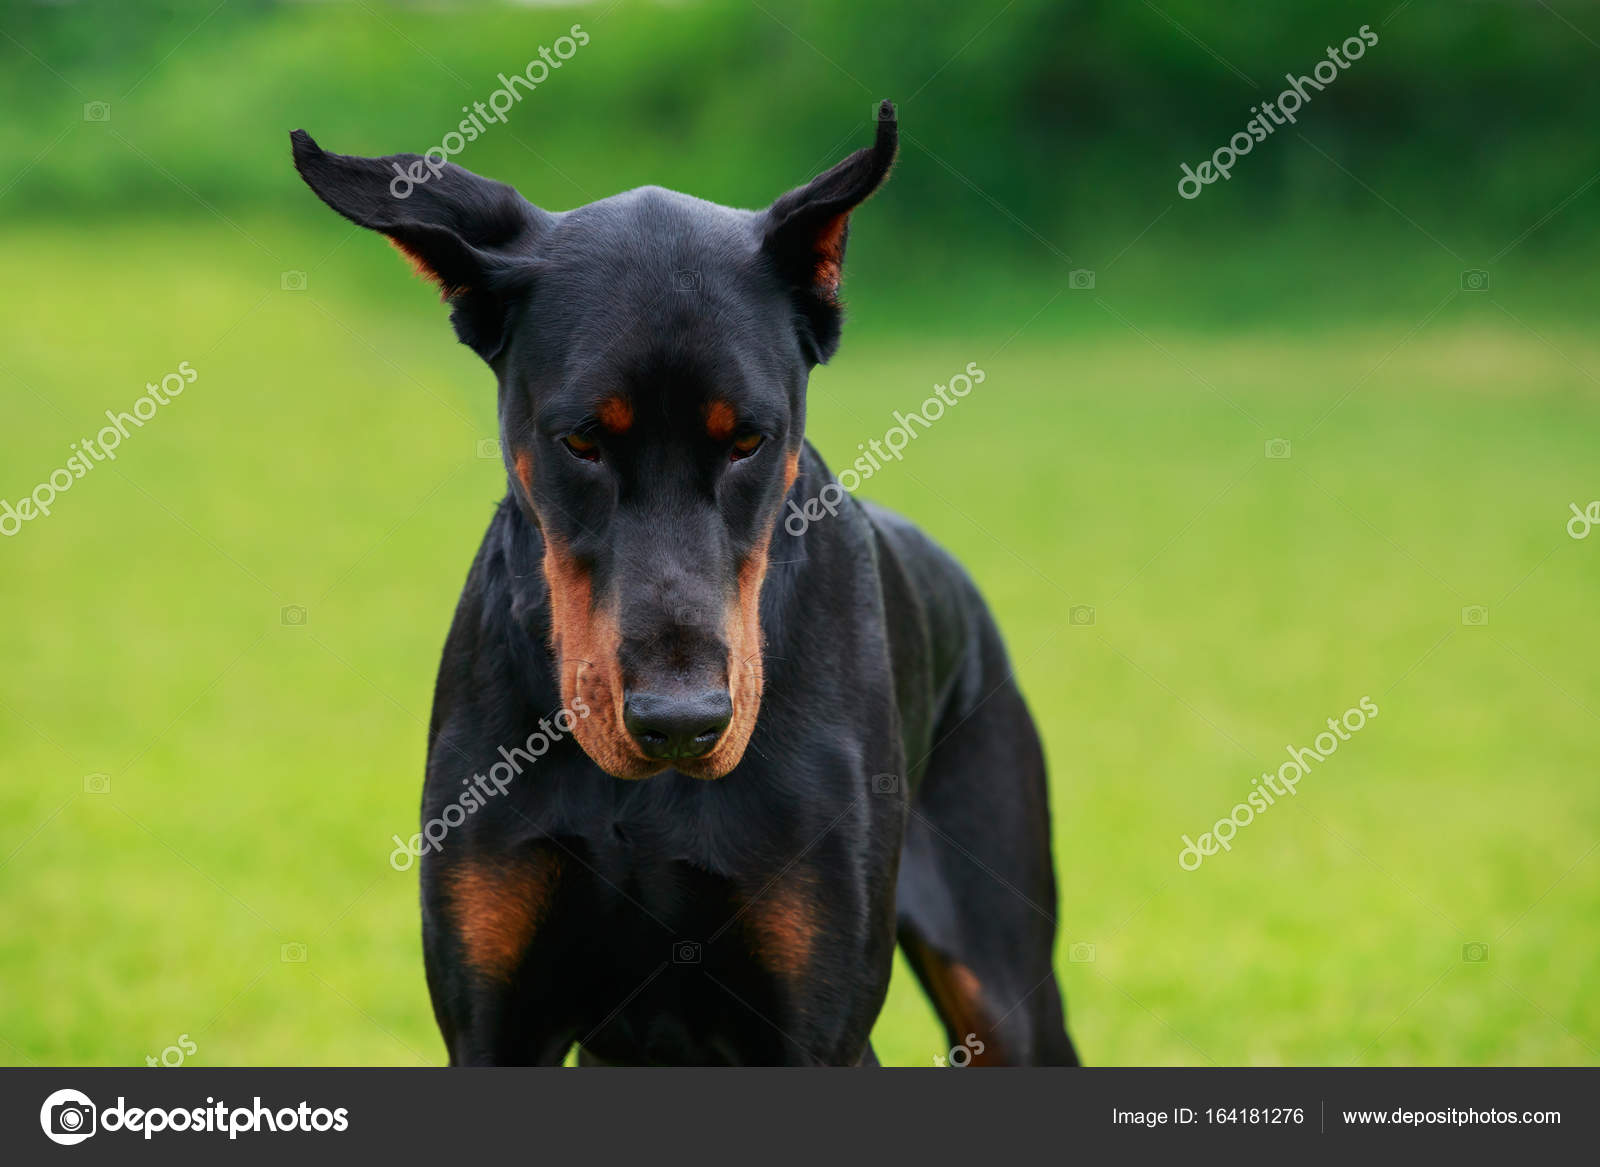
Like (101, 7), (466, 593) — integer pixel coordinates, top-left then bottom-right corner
(83, 101), (111, 122)
(672, 940), (702, 964)
(280, 270), (308, 292)
(281, 605), (308, 627)
(673, 269), (702, 292)
(870, 773), (900, 795)
(40, 1088), (97, 1145)
(1265, 438), (1292, 459)
(1068, 269), (1096, 290)
(1461, 605), (1489, 627)
(476, 438), (501, 460)
(1069, 604), (1096, 627)
(1462, 942), (1489, 963)
(1460, 269), (1490, 292)
(83, 773), (110, 794)
(1069, 942), (1096, 963)
(281, 941), (308, 963)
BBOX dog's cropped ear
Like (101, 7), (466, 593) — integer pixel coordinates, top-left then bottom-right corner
(290, 130), (551, 362)
(760, 100), (897, 364)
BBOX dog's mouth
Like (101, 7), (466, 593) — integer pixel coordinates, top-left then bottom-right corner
(541, 529), (772, 781)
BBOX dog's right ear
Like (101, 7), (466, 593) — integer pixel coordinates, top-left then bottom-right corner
(290, 130), (551, 362)
(759, 101), (897, 365)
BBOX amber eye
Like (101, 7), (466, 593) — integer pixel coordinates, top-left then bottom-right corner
(561, 433), (600, 462)
(730, 433), (764, 462)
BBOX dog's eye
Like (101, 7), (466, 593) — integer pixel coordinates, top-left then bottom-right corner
(730, 433), (764, 462)
(561, 434), (601, 462)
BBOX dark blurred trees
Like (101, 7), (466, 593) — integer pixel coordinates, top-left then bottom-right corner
(1, 0), (1593, 250)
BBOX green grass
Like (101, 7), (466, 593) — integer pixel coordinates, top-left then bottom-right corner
(2, 220), (1596, 1067)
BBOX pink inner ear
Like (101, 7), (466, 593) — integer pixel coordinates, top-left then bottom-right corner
(813, 213), (849, 299)
(388, 237), (467, 300)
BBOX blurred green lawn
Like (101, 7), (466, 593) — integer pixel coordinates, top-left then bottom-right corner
(2, 214), (1596, 1067)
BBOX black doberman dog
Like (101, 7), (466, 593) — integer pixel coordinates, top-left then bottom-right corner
(292, 103), (1078, 1066)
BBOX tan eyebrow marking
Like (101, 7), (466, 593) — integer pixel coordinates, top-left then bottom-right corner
(597, 396), (633, 435)
(705, 400), (736, 441)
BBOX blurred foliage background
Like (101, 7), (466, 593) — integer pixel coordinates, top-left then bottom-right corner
(3, 0), (1598, 322)
(2, 0), (1597, 1067)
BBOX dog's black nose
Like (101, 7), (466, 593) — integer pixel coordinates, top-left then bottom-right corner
(623, 690), (732, 761)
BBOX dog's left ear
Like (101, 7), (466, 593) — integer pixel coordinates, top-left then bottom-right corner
(290, 130), (552, 362)
(760, 101), (897, 364)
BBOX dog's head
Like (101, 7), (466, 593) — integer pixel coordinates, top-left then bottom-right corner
(292, 104), (896, 779)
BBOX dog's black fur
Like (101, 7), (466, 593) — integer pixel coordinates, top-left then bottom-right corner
(292, 104), (1078, 1066)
